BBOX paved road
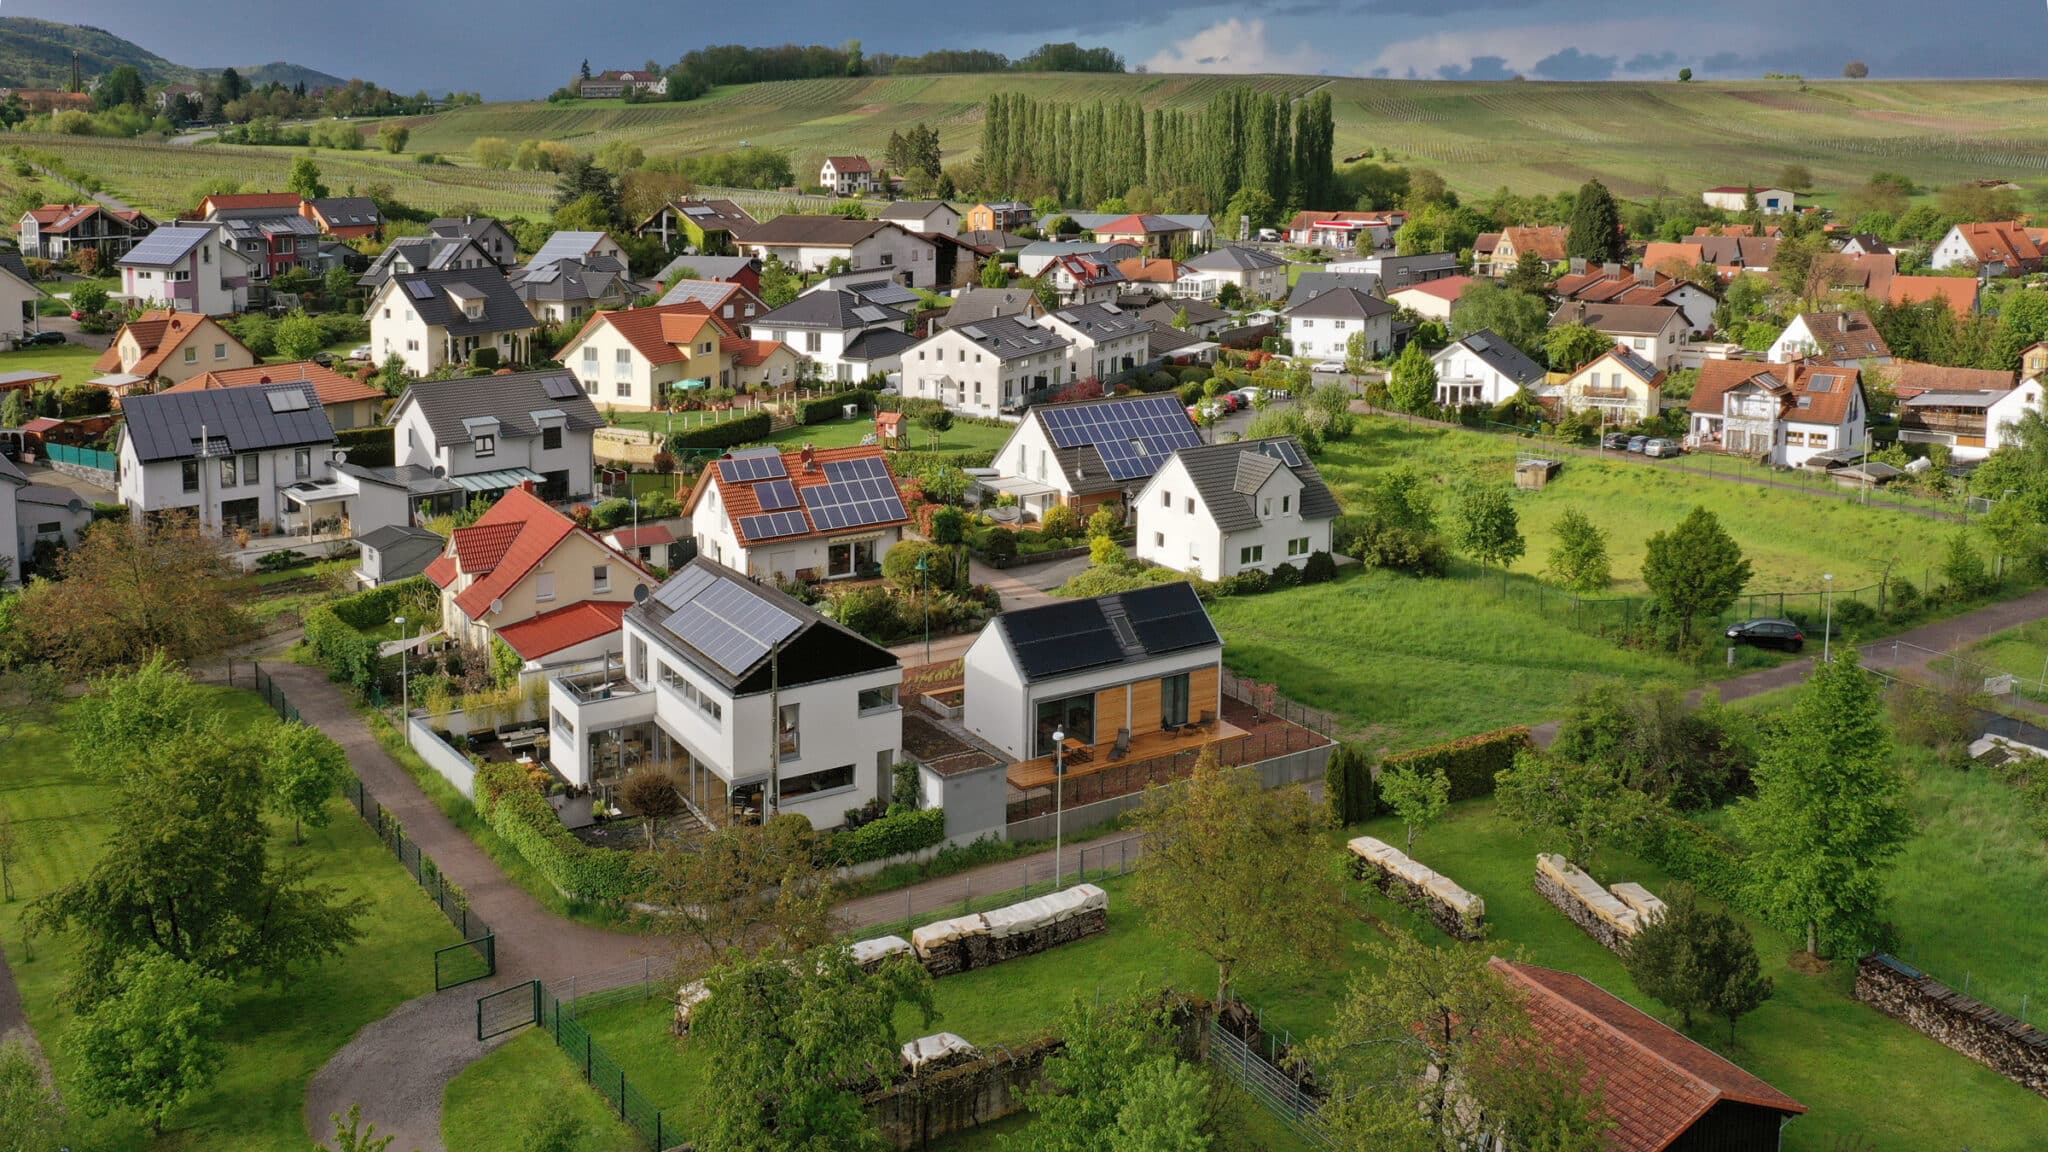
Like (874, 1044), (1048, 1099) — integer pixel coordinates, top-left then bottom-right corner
(888, 555), (1073, 666)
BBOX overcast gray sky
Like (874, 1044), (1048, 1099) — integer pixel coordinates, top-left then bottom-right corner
(29, 0), (2048, 99)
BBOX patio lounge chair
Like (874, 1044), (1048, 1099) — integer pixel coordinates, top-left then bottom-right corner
(1110, 728), (1131, 761)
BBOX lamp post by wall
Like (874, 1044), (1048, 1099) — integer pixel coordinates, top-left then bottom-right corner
(1822, 573), (1834, 663)
(392, 615), (409, 717)
(1052, 727), (1065, 890)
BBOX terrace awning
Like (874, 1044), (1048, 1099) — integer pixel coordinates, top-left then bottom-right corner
(982, 475), (1059, 498)
(451, 467), (545, 493)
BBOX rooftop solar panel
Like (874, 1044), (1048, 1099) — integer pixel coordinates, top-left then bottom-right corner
(123, 227), (209, 266)
(1257, 440), (1304, 468)
(652, 565), (717, 609)
(540, 375), (581, 400)
(738, 511), (809, 541)
(822, 457), (889, 483)
(754, 479), (799, 510)
(405, 279), (433, 300)
(718, 451), (789, 484)
(265, 388), (310, 413)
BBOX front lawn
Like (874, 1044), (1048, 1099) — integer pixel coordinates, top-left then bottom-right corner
(601, 408), (1013, 455)
(441, 1031), (640, 1152)
(0, 339), (103, 385)
(0, 689), (462, 1150)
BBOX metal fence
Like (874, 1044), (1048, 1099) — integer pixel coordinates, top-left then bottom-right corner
(473, 969), (680, 1149)
(1222, 671), (1337, 735)
(1005, 724), (1331, 823)
(249, 662), (497, 990)
(848, 838), (1142, 943)
(1207, 1006), (1331, 1148)
(43, 442), (116, 472)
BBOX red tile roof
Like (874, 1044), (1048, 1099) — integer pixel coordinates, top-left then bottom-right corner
(567, 303), (720, 369)
(494, 600), (628, 660)
(1493, 959), (1804, 1152)
(824, 156), (872, 173)
(427, 487), (653, 621)
(1947, 221), (2042, 268)
(1690, 359), (1861, 426)
(92, 311), (251, 379)
(1887, 275), (1979, 316)
(684, 444), (907, 546)
(604, 524), (674, 549)
(448, 520), (526, 576)
(1394, 275), (1474, 302)
(724, 337), (788, 368)
(1286, 210), (1402, 231)
(162, 361), (386, 407)
(27, 203), (144, 232)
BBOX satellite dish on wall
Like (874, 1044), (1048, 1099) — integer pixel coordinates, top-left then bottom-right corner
(432, 465), (446, 478)
(633, 584), (650, 604)
(332, 449), (348, 464)
(489, 598), (504, 615)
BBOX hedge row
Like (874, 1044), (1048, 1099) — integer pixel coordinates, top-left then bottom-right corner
(667, 411), (772, 453)
(335, 426), (394, 468)
(474, 762), (641, 902)
(1635, 813), (1750, 908)
(1378, 727), (1533, 802)
(1324, 743), (1377, 826)
(826, 805), (946, 866)
(303, 604), (385, 693)
(799, 389), (876, 425)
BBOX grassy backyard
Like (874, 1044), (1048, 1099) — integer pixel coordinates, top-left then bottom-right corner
(0, 688), (463, 1150)
(0, 339), (103, 386)
(601, 407), (1013, 456)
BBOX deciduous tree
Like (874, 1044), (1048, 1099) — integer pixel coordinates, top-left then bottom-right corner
(1495, 749), (1659, 872)
(1735, 649), (1912, 958)
(68, 651), (209, 781)
(0, 1036), (60, 1147)
(1378, 763), (1450, 854)
(69, 952), (230, 1136)
(13, 517), (246, 674)
(634, 818), (839, 981)
(1621, 885), (1772, 1042)
(1641, 506), (1752, 646)
(1544, 508), (1611, 593)
(1025, 990), (1210, 1152)
(1450, 480), (1525, 575)
(1542, 323), (1611, 374)
(1450, 281), (1549, 357)
(288, 157), (328, 201)
(275, 311), (324, 361)
(1131, 749), (1345, 1005)
(267, 720), (351, 844)
(377, 123), (409, 154)
(621, 770), (685, 847)
(1385, 342), (1438, 412)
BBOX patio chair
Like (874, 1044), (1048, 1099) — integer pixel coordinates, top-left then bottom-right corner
(1110, 728), (1131, 761)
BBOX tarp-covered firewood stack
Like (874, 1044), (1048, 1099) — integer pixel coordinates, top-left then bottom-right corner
(910, 883), (1109, 976)
(1348, 836), (1487, 940)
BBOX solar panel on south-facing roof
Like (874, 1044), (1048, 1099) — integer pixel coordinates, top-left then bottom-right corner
(754, 479), (799, 511)
(540, 374), (581, 400)
(822, 456), (889, 483)
(718, 451), (789, 484)
(738, 510), (809, 541)
(1258, 440), (1304, 468)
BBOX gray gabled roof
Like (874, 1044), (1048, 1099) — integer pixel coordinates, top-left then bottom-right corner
(1184, 245), (1288, 273)
(1594, 345), (1664, 384)
(945, 314), (1067, 361)
(308, 197), (381, 227)
(391, 368), (602, 448)
(1288, 272), (1381, 308)
(379, 268), (535, 337)
(1548, 301), (1681, 336)
(360, 236), (479, 287)
(843, 327), (917, 363)
(755, 289), (906, 331)
(353, 524), (444, 579)
(1140, 298), (1229, 328)
(879, 201), (957, 221)
(527, 232), (614, 269)
(119, 223), (217, 268)
(0, 249), (41, 294)
(736, 215), (895, 247)
(1286, 285), (1393, 321)
(121, 382), (333, 463)
(657, 278), (749, 309)
(655, 254), (757, 284)
(840, 279), (922, 308)
(936, 287), (1038, 329)
(1166, 436), (1340, 533)
(1044, 302), (1146, 341)
(1442, 329), (1545, 387)
(1372, 252), (1459, 288)
(510, 257), (624, 303)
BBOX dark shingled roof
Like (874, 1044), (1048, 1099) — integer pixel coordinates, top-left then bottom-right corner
(1286, 285), (1394, 320)
(947, 315), (1068, 362)
(843, 327), (918, 363)
(994, 581), (1220, 684)
(755, 289), (908, 331)
(937, 287), (1038, 330)
(1443, 329), (1546, 388)
(737, 215), (896, 247)
(1164, 436), (1340, 532)
(121, 382), (332, 463)
(629, 557), (897, 693)
(382, 268), (535, 338)
(353, 524), (445, 581)
(1139, 298), (1228, 328)
(391, 368), (602, 447)
(1287, 273), (1383, 309)
(1044, 302), (1146, 341)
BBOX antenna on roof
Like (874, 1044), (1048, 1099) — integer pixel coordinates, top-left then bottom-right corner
(634, 584), (650, 604)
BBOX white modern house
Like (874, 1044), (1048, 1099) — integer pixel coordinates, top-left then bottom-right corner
(546, 557), (904, 831)
(1285, 286), (1394, 364)
(115, 222), (253, 316)
(1686, 360), (1868, 468)
(902, 316), (1070, 418)
(387, 369), (603, 505)
(1767, 310), (1893, 369)
(1702, 186), (1795, 214)
(1179, 246), (1290, 301)
(1036, 302), (1149, 382)
(961, 581), (1224, 762)
(819, 157), (878, 196)
(685, 445), (909, 582)
(366, 268), (538, 376)
(1133, 436), (1338, 582)
(1928, 222), (2042, 277)
(734, 217), (936, 288)
(115, 381), (339, 535)
(751, 289), (916, 384)
(980, 394), (1204, 520)
(1430, 330), (1547, 408)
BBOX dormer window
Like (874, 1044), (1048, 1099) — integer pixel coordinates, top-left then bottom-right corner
(474, 434), (496, 457)
(464, 302), (482, 319)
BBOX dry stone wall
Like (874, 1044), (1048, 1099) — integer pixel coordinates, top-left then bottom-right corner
(1534, 854), (1661, 953)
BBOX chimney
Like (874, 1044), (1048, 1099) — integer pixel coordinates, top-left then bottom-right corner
(1635, 264), (1654, 286)
(519, 479), (537, 494)
(1602, 261), (1621, 279)
(801, 443), (817, 472)
(1838, 313), (1850, 334)
(1573, 300), (1586, 323)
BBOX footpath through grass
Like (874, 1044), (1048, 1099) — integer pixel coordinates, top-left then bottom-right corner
(0, 688), (461, 1150)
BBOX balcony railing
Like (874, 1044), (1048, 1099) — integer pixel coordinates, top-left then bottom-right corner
(557, 668), (646, 705)
(1899, 412), (1987, 436)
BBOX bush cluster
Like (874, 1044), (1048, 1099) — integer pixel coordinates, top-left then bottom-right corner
(475, 762), (641, 901)
(824, 805), (946, 866)
(798, 388), (877, 425)
(1378, 726), (1533, 802)
(334, 426), (394, 468)
(666, 412), (772, 454)
(304, 580), (426, 693)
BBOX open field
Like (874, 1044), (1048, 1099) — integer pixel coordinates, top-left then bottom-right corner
(0, 339), (103, 385)
(24, 77), (2048, 218)
(0, 688), (462, 1150)
(601, 407), (1014, 455)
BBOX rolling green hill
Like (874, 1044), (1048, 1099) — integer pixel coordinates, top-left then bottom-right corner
(0, 16), (345, 91)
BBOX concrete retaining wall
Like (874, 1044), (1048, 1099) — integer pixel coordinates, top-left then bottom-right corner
(408, 715), (477, 799)
(1857, 954), (2048, 1099)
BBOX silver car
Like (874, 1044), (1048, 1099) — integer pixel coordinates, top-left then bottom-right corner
(1643, 438), (1678, 458)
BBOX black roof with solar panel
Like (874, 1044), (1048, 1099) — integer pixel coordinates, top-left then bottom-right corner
(1151, 435), (1340, 533)
(120, 382), (333, 463)
(1025, 394), (1206, 492)
(629, 557), (896, 692)
(992, 581), (1221, 684)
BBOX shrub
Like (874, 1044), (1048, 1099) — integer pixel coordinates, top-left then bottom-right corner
(1269, 561), (1301, 588)
(1378, 726), (1533, 802)
(667, 412), (772, 454)
(882, 539), (953, 593)
(826, 805), (945, 865)
(798, 389), (874, 425)
(471, 347), (500, 370)
(828, 584), (899, 638)
(1039, 504), (1082, 540)
(334, 426), (394, 468)
(1886, 577), (1921, 618)
(980, 529), (1018, 565)
(1220, 568), (1269, 597)
(1302, 550), (1337, 584)
(475, 762), (640, 900)
(1089, 535), (1125, 567)
(1324, 742), (1376, 826)
(255, 548), (307, 573)
(304, 604), (387, 693)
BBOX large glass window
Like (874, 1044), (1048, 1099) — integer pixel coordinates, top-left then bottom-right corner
(858, 685), (896, 713)
(780, 763), (854, 800)
(778, 703), (800, 760)
(1034, 693), (1095, 757)
(1161, 673), (1191, 729)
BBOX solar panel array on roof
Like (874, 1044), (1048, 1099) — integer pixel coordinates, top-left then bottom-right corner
(822, 457), (890, 483)
(718, 450), (789, 484)
(265, 389), (310, 413)
(1257, 440), (1304, 468)
(405, 279), (433, 300)
(851, 305), (889, 323)
(657, 573), (803, 676)
(1120, 582), (1220, 656)
(681, 206), (715, 218)
(1005, 599), (1124, 680)
(960, 325), (987, 339)
(754, 478), (799, 510)
(1807, 375), (1836, 393)
(1042, 396), (1203, 481)
(739, 510), (809, 541)
(652, 564), (717, 608)
(1467, 334), (1492, 353)
(122, 227), (208, 266)
(540, 375), (581, 400)
(801, 471), (906, 532)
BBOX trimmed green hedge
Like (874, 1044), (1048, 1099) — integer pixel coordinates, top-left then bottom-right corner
(1324, 742), (1376, 826)
(335, 425), (394, 468)
(1636, 814), (1751, 908)
(1378, 726), (1532, 802)
(305, 579), (425, 693)
(667, 412), (772, 454)
(828, 806), (946, 866)
(475, 762), (640, 901)
(800, 389), (875, 425)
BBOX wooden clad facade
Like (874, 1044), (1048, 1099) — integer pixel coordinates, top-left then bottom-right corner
(1089, 666), (1220, 741)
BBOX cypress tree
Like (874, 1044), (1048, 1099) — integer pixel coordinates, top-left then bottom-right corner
(1567, 179), (1627, 264)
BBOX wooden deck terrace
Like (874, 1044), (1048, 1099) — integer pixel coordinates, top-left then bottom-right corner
(1007, 718), (1247, 791)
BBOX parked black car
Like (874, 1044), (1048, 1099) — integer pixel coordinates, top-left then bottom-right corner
(1726, 618), (1805, 652)
(20, 331), (65, 347)
(1626, 435), (1649, 453)
(1601, 432), (1631, 450)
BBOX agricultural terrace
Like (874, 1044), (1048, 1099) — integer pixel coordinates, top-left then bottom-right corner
(0, 688), (462, 1151)
(445, 741), (2048, 1152)
(1207, 416), (1980, 751)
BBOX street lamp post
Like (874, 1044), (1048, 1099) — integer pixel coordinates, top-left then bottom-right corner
(1821, 573), (1834, 663)
(916, 553), (931, 664)
(392, 615), (410, 718)
(1052, 727), (1065, 890)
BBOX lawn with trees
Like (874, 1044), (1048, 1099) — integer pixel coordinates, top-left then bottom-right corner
(0, 674), (461, 1149)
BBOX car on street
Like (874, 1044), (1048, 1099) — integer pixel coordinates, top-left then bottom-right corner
(20, 331), (65, 347)
(347, 345), (374, 361)
(1626, 435), (1649, 453)
(1726, 619), (1805, 652)
(1643, 438), (1678, 458)
(1311, 361), (1343, 374)
(1232, 386), (1265, 407)
(1601, 432), (1631, 450)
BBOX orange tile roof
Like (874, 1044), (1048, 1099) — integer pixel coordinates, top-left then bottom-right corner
(1394, 275), (1474, 302)
(162, 361), (386, 407)
(448, 520), (526, 576)
(92, 311), (248, 379)
(1642, 242), (1705, 273)
(724, 338), (787, 368)
(1948, 221), (2042, 268)
(429, 487), (653, 621)
(1493, 960), (1804, 1152)
(1502, 225), (1569, 261)
(1886, 276), (1978, 316)
(684, 444), (907, 546)
(1116, 258), (1183, 284)
(568, 303), (719, 369)
(202, 192), (305, 213)
(1690, 359), (1861, 426)
(1882, 360), (2017, 395)
(495, 600), (628, 660)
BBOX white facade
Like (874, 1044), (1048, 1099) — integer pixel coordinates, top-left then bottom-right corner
(903, 327), (1067, 418)
(1431, 343), (1533, 408)
(0, 268), (39, 344)
(117, 438), (339, 535)
(1387, 284), (1458, 322)
(1035, 312), (1148, 383)
(1132, 455), (1330, 582)
(0, 475), (17, 585)
(1701, 188), (1794, 214)
(883, 204), (961, 235)
(391, 405), (594, 499)
(1930, 227), (1986, 272)
(820, 159), (878, 196)
(1767, 314), (1893, 367)
(961, 626), (1221, 762)
(119, 228), (249, 316)
(739, 227), (935, 289)
(1287, 310), (1390, 363)
(691, 476), (903, 581)
(367, 280), (535, 377)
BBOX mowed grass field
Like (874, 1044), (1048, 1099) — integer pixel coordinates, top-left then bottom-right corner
(452, 753), (2048, 1152)
(0, 689), (462, 1150)
(28, 76), (2048, 217)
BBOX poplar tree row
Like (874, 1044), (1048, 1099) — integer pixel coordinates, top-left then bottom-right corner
(977, 86), (1335, 212)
